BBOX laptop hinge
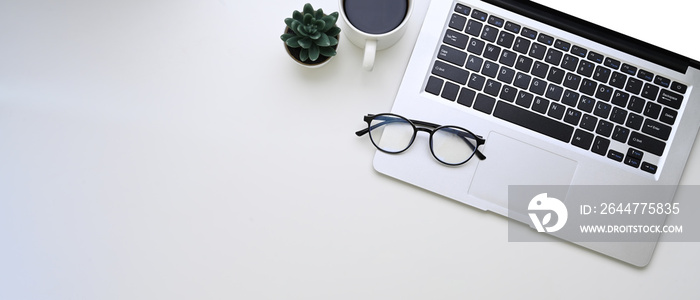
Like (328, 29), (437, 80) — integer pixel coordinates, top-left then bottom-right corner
(482, 0), (698, 74)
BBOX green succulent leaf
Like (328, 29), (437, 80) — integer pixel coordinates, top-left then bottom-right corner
(315, 33), (330, 47)
(280, 32), (295, 42)
(315, 8), (324, 20)
(322, 14), (338, 31)
(319, 46), (337, 57)
(309, 43), (320, 61)
(303, 3), (314, 16)
(327, 36), (338, 47)
(285, 36), (302, 48)
(326, 26), (341, 37)
(292, 10), (303, 22)
(298, 37), (312, 49)
(309, 31), (321, 40)
(284, 18), (294, 29)
(303, 13), (313, 25)
(300, 48), (309, 62)
(314, 20), (326, 31)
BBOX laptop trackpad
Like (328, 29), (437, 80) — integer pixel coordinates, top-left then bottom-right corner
(468, 132), (578, 210)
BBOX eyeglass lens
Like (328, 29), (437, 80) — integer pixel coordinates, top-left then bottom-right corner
(368, 115), (415, 153)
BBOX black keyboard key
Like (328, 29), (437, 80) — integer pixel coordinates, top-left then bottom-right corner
(515, 55), (533, 72)
(432, 60), (470, 85)
(537, 33), (554, 45)
(554, 39), (571, 51)
(468, 73), (486, 90)
(592, 136), (610, 156)
(571, 45), (587, 57)
(532, 61), (549, 79)
(641, 83), (660, 101)
(545, 84), (564, 101)
(595, 84), (613, 102)
(580, 114), (598, 131)
(484, 79), (501, 96)
(621, 63), (637, 76)
(467, 38), (486, 55)
(625, 155), (641, 168)
(637, 69), (654, 81)
(442, 81), (460, 101)
(516, 90), (534, 108)
(660, 107), (678, 125)
(671, 81), (688, 94)
(642, 119), (672, 141)
(587, 51), (604, 64)
(629, 132), (666, 156)
(625, 78), (643, 94)
(532, 97), (550, 114)
(474, 93), (496, 114)
(609, 107), (628, 124)
(504, 21), (521, 34)
(444, 30), (469, 49)
(564, 108), (582, 125)
(641, 162), (658, 174)
(457, 87), (476, 107)
(472, 9), (488, 22)
(609, 72), (627, 89)
(612, 126), (630, 143)
(481, 60), (499, 78)
(563, 73), (582, 90)
(596, 119), (614, 137)
(547, 67), (565, 85)
(483, 44), (502, 61)
(513, 37), (531, 54)
(493, 101), (574, 143)
(545, 48), (564, 66)
(608, 150), (624, 162)
(521, 27), (537, 39)
(578, 95), (595, 113)
(530, 78), (547, 95)
(654, 76), (671, 88)
(465, 19), (483, 36)
(466, 55), (483, 72)
(500, 85), (518, 102)
(498, 67), (516, 84)
(577, 60), (595, 77)
(514, 72), (531, 90)
(547, 102), (566, 120)
(579, 79), (597, 96)
(604, 58), (621, 69)
(593, 66), (611, 83)
(594, 101), (612, 119)
(643, 102), (662, 119)
(425, 76), (444, 95)
(611, 90), (629, 107)
(626, 113), (643, 131)
(449, 14), (467, 31)
(438, 45), (468, 66)
(481, 25), (499, 43)
(499, 49), (517, 67)
(628, 96), (645, 113)
(497, 31), (515, 48)
(529, 43), (547, 60)
(572, 129), (594, 150)
(657, 90), (684, 109)
(561, 54), (579, 72)
(562, 90), (580, 107)
(488, 15), (505, 27)
(454, 4), (471, 16)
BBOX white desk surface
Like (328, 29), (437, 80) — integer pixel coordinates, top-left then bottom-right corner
(2, 0), (699, 298)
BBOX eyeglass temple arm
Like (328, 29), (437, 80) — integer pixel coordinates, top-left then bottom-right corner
(355, 115), (486, 160)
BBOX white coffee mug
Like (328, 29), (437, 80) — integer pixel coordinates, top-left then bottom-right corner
(338, 0), (414, 71)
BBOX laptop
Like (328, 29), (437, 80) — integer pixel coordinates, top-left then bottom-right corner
(376, 0), (700, 266)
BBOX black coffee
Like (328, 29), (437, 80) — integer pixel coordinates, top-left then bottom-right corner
(343, 0), (408, 35)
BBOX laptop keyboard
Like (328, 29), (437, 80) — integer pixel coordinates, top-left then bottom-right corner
(425, 3), (689, 175)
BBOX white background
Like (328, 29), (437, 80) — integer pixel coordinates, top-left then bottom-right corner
(1, 0), (699, 298)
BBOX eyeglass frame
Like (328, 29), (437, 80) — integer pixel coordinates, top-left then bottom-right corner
(355, 113), (486, 165)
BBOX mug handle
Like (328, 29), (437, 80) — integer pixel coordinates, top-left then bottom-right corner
(363, 39), (377, 71)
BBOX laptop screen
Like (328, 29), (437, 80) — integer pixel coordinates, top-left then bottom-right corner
(532, 0), (698, 61)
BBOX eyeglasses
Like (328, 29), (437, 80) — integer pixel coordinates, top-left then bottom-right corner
(355, 113), (486, 166)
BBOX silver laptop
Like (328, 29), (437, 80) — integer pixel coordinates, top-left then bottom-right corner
(376, 0), (700, 266)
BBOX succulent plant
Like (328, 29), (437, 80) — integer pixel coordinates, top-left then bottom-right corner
(281, 3), (341, 62)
